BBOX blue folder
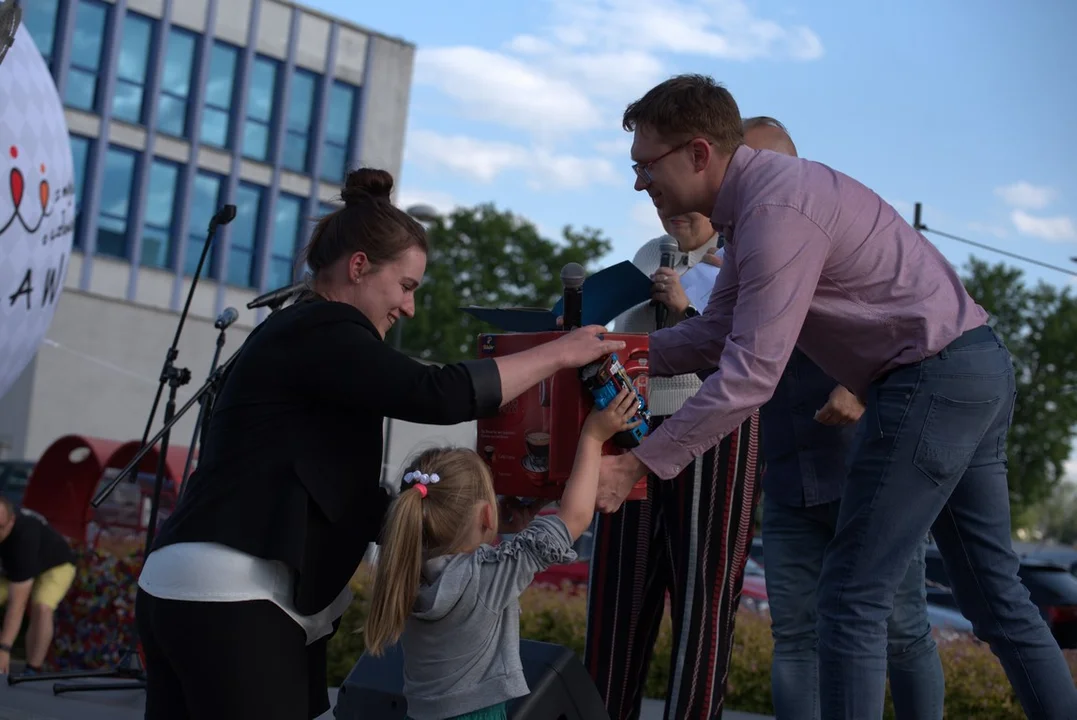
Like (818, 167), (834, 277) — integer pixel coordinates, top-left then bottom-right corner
(460, 261), (653, 333)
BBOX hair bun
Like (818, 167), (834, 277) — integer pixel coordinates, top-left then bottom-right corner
(341, 168), (394, 205)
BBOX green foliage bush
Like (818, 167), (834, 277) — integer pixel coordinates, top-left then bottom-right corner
(329, 570), (1077, 718)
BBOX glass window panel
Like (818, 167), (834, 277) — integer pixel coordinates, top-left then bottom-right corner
(242, 120), (270, 162)
(200, 108), (231, 148)
(272, 194), (303, 258)
(115, 13), (152, 82)
(319, 143), (348, 184)
(287, 71), (317, 132)
(246, 57), (278, 123)
(143, 162), (179, 228)
(204, 43), (238, 107)
(156, 95), (188, 137)
(69, 1), (107, 71)
(23, 0), (60, 62)
(161, 29), (196, 94)
(186, 173), (222, 277)
(64, 67), (98, 112)
(99, 148), (136, 221)
(69, 136), (91, 213)
(227, 184), (263, 287)
(111, 80), (144, 124)
(96, 216), (127, 258)
(281, 134), (309, 173)
(324, 83), (355, 144)
(141, 227), (170, 269)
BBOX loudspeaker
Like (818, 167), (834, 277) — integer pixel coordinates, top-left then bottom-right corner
(334, 639), (610, 720)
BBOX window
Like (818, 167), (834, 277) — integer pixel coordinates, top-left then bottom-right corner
(268, 194), (304, 289)
(243, 56), (280, 163)
(186, 172), (224, 277)
(69, 135), (92, 248)
(96, 146), (138, 258)
(282, 70), (317, 172)
(23, 0), (60, 65)
(228, 184), (263, 287)
(157, 28), (197, 138)
(200, 42), (240, 148)
(66, 0), (109, 112)
(320, 81), (357, 182)
(111, 12), (154, 124)
(140, 160), (180, 269)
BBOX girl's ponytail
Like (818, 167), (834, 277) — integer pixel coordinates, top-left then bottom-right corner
(365, 487), (425, 655)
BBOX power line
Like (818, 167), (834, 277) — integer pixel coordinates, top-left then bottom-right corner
(913, 202), (1077, 278)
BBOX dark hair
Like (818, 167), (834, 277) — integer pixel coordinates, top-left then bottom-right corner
(300, 168), (429, 277)
(623, 74), (744, 155)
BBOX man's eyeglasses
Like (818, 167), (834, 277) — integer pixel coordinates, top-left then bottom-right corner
(631, 140), (693, 186)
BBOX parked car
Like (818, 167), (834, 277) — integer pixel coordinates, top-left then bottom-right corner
(1014, 542), (1077, 578)
(924, 545), (1077, 649)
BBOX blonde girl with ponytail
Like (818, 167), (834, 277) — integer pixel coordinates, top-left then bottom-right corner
(365, 389), (641, 720)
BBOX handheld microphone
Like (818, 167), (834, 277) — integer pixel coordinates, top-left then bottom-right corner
(655, 239), (678, 328)
(209, 204), (238, 233)
(560, 263), (585, 331)
(214, 306), (239, 330)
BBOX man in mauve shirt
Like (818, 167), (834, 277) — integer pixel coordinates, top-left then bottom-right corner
(595, 73), (1077, 719)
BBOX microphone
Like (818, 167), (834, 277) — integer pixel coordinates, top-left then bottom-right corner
(247, 281), (305, 310)
(655, 239), (678, 328)
(208, 204), (238, 233)
(560, 263), (585, 331)
(0, 0), (21, 68)
(214, 306), (239, 330)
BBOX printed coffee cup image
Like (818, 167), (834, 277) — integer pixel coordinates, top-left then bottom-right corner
(523, 431), (550, 473)
(483, 445), (495, 462)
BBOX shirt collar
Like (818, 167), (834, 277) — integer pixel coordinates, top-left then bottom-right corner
(710, 144), (755, 235)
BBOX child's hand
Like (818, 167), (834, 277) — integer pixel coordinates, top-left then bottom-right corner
(583, 388), (641, 443)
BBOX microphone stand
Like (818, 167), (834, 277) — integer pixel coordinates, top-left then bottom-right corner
(179, 308), (238, 495)
(8, 205), (238, 694)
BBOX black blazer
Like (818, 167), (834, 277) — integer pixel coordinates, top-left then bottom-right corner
(151, 295), (502, 615)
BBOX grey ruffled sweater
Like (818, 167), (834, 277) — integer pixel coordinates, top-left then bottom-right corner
(612, 233), (721, 417)
(400, 515), (577, 720)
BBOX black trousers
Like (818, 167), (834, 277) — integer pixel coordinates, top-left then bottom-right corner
(135, 588), (335, 720)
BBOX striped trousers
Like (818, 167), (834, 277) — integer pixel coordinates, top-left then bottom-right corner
(584, 413), (761, 720)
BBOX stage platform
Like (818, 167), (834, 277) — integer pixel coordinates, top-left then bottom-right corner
(0, 674), (772, 719)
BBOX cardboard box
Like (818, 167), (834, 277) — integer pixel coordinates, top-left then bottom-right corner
(477, 331), (650, 501)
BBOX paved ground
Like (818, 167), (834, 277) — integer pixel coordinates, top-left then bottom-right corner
(0, 676), (773, 719)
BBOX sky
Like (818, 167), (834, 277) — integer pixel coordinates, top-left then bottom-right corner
(307, 0), (1077, 480)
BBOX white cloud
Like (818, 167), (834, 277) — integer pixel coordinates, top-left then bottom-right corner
(405, 130), (622, 190)
(414, 47), (603, 133)
(631, 200), (665, 239)
(995, 181), (1057, 210)
(1010, 210), (1077, 242)
(414, 0), (825, 140)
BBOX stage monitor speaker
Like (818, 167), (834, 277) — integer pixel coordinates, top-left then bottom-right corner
(334, 639), (610, 720)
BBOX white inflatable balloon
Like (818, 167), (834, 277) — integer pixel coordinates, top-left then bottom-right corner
(0, 24), (74, 401)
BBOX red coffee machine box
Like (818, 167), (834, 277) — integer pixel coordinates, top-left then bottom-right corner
(476, 332), (650, 501)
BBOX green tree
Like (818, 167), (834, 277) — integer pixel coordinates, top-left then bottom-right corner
(962, 259), (1077, 519)
(396, 203), (612, 363)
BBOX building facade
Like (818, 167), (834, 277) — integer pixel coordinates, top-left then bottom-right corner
(0, 0), (475, 468)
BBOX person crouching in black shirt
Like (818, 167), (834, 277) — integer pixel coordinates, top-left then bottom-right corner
(134, 167), (624, 720)
(0, 498), (77, 674)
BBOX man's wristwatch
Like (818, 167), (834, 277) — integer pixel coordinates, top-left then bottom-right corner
(683, 305), (700, 319)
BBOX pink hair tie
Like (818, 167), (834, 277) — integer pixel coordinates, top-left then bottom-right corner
(414, 484), (428, 498)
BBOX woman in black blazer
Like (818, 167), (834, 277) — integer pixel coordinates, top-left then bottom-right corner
(134, 168), (622, 720)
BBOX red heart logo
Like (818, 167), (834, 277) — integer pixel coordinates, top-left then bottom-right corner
(10, 167), (23, 207)
(40, 180), (49, 211)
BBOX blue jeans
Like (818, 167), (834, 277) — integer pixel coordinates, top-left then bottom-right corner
(763, 495), (944, 720)
(816, 326), (1077, 719)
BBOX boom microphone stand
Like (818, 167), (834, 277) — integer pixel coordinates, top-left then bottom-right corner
(179, 306), (240, 492)
(8, 204), (237, 694)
